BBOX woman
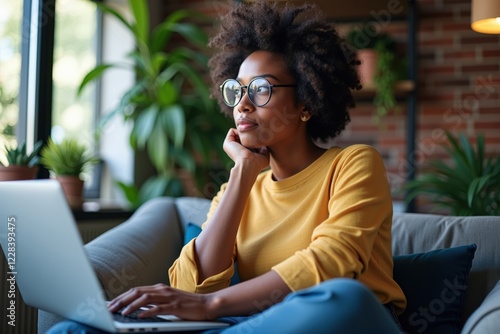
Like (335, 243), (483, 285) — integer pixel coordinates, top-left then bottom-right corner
(50, 1), (406, 333)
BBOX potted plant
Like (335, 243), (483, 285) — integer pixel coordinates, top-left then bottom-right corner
(404, 132), (500, 216)
(78, 0), (232, 207)
(40, 138), (98, 209)
(0, 141), (43, 181)
(346, 29), (402, 121)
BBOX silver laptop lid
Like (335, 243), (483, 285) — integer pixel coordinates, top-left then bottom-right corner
(0, 180), (117, 332)
(0, 180), (229, 333)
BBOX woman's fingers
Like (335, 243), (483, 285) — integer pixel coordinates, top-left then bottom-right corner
(223, 128), (270, 171)
(107, 284), (212, 320)
(108, 284), (170, 314)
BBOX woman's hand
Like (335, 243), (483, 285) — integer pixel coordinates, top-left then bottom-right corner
(108, 284), (217, 321)
(223, 128), (269, 173)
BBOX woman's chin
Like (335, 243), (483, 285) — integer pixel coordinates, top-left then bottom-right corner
(239, 138), (262, 150)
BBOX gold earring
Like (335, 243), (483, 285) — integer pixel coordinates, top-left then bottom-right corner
(301, 115), (309, 122)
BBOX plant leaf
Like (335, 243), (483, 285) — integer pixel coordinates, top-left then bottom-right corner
(95, 2), (133, 33)
(171, 62), (212, 110)
(170, 23), (208, 48)
(147, 121), (169, 172)
(150, 21), (174, 54)
(160, 105), (185, 148)
(129, 0), (149, 43)
(156, 80), (178, 106)
(116, 181), (139, 209)
(134, 104), (159, 149)
(77, 64), (115, 96)
(467, 175), (491, 207)
(137, 175), (169, 204)
(170, 47), (209, 68)
(477, 133), (485, 173)
(170, 146), (195, 172)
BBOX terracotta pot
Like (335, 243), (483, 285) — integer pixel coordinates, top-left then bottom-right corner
(0, 165), (38, 181)
(357, 49), (378, 88)
(56, 175), (84, 209)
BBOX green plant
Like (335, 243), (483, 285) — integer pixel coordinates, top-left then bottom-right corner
(78, 0), (231, 204)
(40, 138), (98, 177)
(0, 85), (17, 146)
(1, 141), (43, 167)
(404, 132), (500, 216)
(346, 30), (401, 121)
(372, 36), (399, 121)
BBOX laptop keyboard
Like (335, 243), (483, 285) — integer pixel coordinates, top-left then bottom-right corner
(113, 309), (171, 323)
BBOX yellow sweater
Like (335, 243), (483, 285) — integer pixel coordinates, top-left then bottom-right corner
(169, 144), (406, 313)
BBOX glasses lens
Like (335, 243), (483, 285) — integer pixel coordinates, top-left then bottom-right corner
(248, 78), (271, 107)
(222, 79), (241, 107)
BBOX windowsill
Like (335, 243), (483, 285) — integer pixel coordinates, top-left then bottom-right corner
(72, 199), (134, 222)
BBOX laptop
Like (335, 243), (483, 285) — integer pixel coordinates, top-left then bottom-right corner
(0, 180), (229, 332)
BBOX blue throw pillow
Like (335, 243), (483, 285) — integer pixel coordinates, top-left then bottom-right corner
(183, 223), (203, 246)
(183, 223), (241, 286)
(393, 244), (477, 334)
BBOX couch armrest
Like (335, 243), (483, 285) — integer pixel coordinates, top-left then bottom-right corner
(462, 280), (500, 334)
(38, 197), (183, 334)
(86, 197), (183, 298)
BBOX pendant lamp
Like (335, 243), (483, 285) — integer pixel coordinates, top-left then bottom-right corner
(471, 0), (500, 34)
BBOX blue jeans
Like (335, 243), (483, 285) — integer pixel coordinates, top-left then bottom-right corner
(47, 278), (402, 334)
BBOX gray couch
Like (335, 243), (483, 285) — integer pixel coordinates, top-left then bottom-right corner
(39, 197), (500, 333)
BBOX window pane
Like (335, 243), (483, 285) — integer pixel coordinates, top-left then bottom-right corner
(0, 0), (22, 164)
(52, 0), (97, 145)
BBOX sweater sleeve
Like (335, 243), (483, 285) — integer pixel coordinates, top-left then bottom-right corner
(271, 146), (393, 291)
(168, 183), (237, 293)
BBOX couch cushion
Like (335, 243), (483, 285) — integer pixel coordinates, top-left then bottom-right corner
(461, 280), (500, 334)
(184, 222), (204, 246)
(175, 197), (211, 230)
(392, 213), (500, 322)
(393, 244), (476, 334)
(183, 223), (240, 286)
(85, 197), (182, 295)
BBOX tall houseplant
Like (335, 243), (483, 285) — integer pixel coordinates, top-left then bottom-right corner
(78, 0), (231, 207)
(404, 132), (500, 216)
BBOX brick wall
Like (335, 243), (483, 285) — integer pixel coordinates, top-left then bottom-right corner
(163, 0), (500, 212)
(335, 0), (500, 211)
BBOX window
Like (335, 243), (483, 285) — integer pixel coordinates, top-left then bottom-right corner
(0, 0), (23, 163)
(1, 0), (98, 160)
(2, 0), (134, 203)
(52, 0), (98, 145)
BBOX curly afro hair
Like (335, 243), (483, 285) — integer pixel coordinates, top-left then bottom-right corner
(208, 0), (361, 142)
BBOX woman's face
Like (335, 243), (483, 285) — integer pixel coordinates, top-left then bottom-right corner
(232, 50), (306, 150)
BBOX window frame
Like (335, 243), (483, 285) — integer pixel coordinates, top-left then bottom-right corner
(18, 0), (103, 179)
(18, 0), (55, 178)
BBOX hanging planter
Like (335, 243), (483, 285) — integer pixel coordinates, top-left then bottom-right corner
(346, 29), (401, 121)
(356, 49), (378, 87)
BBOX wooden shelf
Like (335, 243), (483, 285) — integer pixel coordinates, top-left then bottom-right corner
(353, 80), (415, 99)
(311, 0), (409, 21)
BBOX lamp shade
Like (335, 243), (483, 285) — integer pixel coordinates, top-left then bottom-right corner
(471, 0), (500, 34)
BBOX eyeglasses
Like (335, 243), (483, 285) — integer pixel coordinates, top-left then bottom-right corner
(220, 77), (296, 107)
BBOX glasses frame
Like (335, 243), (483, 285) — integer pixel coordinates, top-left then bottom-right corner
(220, 77), (296, 107)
